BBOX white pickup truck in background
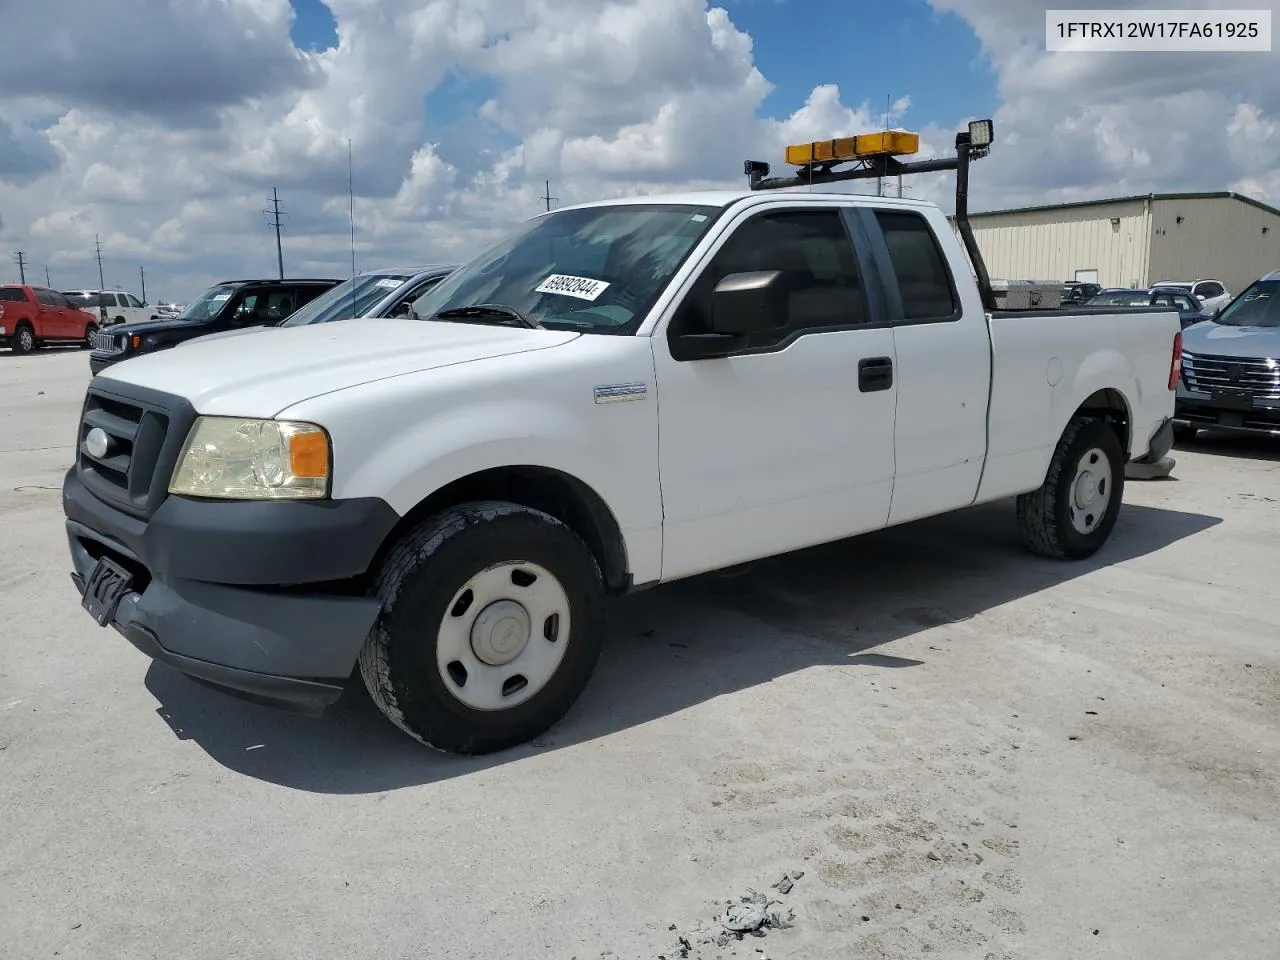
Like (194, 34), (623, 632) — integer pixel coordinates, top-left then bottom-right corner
(64, 121), (1181, 754)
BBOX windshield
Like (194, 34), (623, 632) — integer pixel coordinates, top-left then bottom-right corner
(176, 284), (239, 321)
(1214, 280), (1280, 328)
(280, 273), (411, 327)
(407, 203), (722, 333)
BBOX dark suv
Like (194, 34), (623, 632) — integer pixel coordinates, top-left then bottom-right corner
(88, 277), (340, 375)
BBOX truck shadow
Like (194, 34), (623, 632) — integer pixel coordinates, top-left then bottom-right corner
(143, 499), (1220, 794)
(1177, 430), (1280, 463)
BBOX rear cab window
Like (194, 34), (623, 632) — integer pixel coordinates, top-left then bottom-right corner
(873, 210), (959, 322)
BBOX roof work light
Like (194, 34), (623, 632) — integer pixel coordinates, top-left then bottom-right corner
(784, 130), (921, 168)
(967, 118), (993, 149)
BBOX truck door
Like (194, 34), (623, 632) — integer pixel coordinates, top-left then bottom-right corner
(33, 288), (72, 338)
(857, 208), (991, 525)
(653, 205), (898, 580)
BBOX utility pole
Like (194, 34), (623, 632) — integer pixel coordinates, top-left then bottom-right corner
(14, 250), (26, 283)
(264, 188), (286, 279)
(139, 265), (146, 302)
(95, 235), (106, 290)
(45, 266), (52, 286)
(540, 180), (558, 212)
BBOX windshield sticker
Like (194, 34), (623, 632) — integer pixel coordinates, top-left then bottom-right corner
(375, 278), (403, 289)
(535, 274), (611, 302)
(210, 293), (231, 301)
(690, 214), (708, 222)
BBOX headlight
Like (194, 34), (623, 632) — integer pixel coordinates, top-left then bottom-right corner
(169, 417), (330, 500)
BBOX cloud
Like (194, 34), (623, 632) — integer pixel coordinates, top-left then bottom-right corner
(0, 0), (322, 124)
(926, 0), (1280, 211)
(2, 0), (1275, 298)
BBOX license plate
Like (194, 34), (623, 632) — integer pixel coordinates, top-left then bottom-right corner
(1211, 394), (1253, 412)
(81, 556), (134, 627)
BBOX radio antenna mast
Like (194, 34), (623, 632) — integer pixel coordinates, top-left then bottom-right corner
(348, 138), (358, 318)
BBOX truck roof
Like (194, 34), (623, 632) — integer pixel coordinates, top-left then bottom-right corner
(553, 190), (938, 214)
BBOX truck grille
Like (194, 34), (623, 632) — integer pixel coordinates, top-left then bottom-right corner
(91, 330), (124, 354)
(76, 384), (194, 517)
(1181, 351), (1280, 401)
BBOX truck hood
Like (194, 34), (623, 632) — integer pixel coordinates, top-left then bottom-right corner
(181, 326), (268, 348)
(1182, 320), (1280, 359)
(97, 319), (581, 416)
(108, 316), (209, 338)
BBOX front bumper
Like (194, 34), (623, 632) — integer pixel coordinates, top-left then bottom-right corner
(64, 468), (399, 714)
(1174, 392), (1280, 434)
(88, 352), (122, 375)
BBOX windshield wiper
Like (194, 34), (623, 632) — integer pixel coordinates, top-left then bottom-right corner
(432, 303), (542, 330)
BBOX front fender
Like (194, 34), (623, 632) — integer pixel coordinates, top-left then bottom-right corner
(306, 394), (662, 584)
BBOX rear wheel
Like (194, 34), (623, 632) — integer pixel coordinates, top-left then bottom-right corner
(1016, 416), (1125, 560)
(12, 324), (36, 355)
(359, 501), (605, 754)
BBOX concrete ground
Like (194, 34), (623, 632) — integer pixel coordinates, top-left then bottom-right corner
(2, 348), (1278, 960)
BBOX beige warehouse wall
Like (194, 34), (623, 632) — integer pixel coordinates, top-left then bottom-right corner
(954, 199), (1152, 288)
(1148, 197), (1280, 296)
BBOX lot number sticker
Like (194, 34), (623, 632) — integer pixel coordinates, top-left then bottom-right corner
(535, 274), (611, 302)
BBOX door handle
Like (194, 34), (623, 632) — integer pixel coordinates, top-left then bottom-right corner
(858, 356), (894, 393)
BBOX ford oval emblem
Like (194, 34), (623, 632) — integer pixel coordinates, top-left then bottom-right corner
(84, 427), (112, 460)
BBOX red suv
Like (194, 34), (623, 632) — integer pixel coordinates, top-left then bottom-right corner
(0, 285), (99, 354)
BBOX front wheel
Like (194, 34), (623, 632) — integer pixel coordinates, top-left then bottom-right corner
(82, 323), (98, 349)
(359, 501), (605, 754)
(1016, 416), (1125, 560)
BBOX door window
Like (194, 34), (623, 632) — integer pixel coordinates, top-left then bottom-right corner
(671, 209), (868, 351)
(126, 294), (144, 308)
(874, 211), (958, 321)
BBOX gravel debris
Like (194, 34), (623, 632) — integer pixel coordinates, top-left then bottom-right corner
(660, 886), (797, 959)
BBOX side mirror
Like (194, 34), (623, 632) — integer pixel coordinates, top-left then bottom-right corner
(709, 270), (787, 335)
(673, 271), (787, 360)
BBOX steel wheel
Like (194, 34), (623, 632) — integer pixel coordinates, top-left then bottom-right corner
(15, 326), (35, 354)
(1069, 446), (1112, 535)
(435, 561), (572, 711)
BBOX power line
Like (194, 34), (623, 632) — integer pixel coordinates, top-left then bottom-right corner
(264, 187), (286, 280)
(14, 251), (26, 283)
(540, 179), (558, 212)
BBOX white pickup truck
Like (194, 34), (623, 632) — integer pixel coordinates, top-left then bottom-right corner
(64, 123), (1182, 754)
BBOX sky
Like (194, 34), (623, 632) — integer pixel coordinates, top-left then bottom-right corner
(0, 0), (1276, 302)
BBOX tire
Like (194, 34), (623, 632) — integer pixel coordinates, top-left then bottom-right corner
(1172, 423), (1198, 443)
(12, 323), (36, 355)
(359, 501), (605, 754)
(82, 323), (98, 350)
(1016, 416), (1125, 560)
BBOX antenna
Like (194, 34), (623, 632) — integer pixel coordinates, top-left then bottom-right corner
(264, 188), (286, 279)
(14, 250), (26, 283)
(540, 179), (558, 212)
(348, 138), (357, 319)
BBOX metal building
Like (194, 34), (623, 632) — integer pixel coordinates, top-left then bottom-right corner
(951, 192), (1280, 296)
